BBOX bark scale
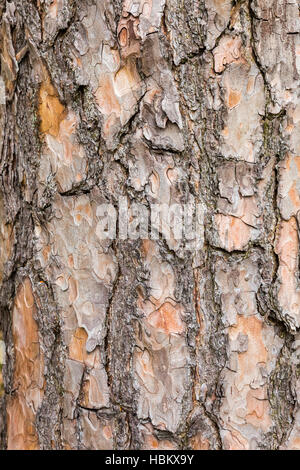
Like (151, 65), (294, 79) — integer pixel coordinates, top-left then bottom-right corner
(0, 0), (299, 450)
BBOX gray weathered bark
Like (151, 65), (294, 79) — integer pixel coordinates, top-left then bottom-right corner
(0, 0), (299, 450)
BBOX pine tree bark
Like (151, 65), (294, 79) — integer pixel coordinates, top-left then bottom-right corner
(0, 0), (299, 450)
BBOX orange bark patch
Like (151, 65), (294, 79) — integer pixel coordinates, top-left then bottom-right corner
(278, 154), (300, 218)
(0, 221), (13, 284)
(288, 437), (300, 450)
(190, 434), (210, 450)
(213, 36), (243, 73)
(228, 315), (271, 432)
(229, 315), (268, 378)
(142, 430), (177, 450)
(95, 60), (140, 124)
(147, 302), (185, 335)
(7, 399), (40, 450)
(68, 254), (74, 268)
(114, 60), (140, 97)
(102, 425), (113, 441)
(0, 197), (13, 284)
(228, 89), (241, 109)
(295, 156), (300, 174)
(7, 278), (44, 450)
(68, 327), (88, 364)
(246, 388), (270, 430)
(57, 113), (77, 164)
(144, 87), (161, 105)
(68, 327), (100, 368)
(246, 76), (255, 95)
(119, 28), (127, 47)
(288, 182), (300, 210)
(275, 218), (298, 281)
(42, 245), (51, 263)
(95, 75), (121, 117)
(222, 126), (229, 137)
(0, 22), (18, 98)
(80, 372), (109, 410)
(216, 214), (251, 252)
(68, 276), (78, 303)
(223, 427), (249, 450)
(275, 218), (300, 326)
(49, 0), (58, 18)
(39, 75), (66, 137)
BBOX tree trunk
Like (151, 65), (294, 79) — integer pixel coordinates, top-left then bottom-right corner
(0, 0), (299, 450)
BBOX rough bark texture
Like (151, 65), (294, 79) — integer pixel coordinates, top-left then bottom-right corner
(0, 0), (299, 450)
